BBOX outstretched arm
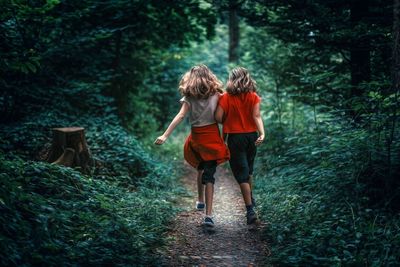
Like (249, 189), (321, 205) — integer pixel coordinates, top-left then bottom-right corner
(214, 105), (225, 123)
(154, 102), (189, 145)
(252, 102), (265, 146)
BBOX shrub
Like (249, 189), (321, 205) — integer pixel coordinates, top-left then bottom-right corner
(0, 153), (181, 266)
(255, 119), (400, 266)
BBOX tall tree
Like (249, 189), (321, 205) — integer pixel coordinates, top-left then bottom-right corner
(387, 0), (400, 181)
(394, 0), (400, 92)
(229, 0), (240, 63)
(350, 0), (371, 96)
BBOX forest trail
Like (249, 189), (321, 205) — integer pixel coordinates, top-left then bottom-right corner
(162, 163), (270, 267)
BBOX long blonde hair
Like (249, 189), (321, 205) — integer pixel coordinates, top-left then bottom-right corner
(226, 67), (257, 95)
(179, 65), (223, 99)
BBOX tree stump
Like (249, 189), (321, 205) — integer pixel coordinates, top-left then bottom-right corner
(47, 127), (93, 173)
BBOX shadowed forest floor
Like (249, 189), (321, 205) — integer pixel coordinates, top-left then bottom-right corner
(162, 164), (271, 266)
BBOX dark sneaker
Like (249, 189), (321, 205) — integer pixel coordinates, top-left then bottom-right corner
(202, 216), (215, 227)
(246, 209), (258, 225)
(196, 201), (205, 211)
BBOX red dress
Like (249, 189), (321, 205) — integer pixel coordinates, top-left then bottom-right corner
(183, 123), (230, 169)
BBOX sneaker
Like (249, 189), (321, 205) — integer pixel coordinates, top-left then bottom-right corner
(196, 201), (205, 211)
(246, 209), (258, 225)
(202, 216), (215, 227)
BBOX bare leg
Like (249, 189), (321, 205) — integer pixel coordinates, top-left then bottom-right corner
(241, 182), (258, 224)
(239, 182), (252, 206)
(197, 170), (205, 203)
(205, 182), (214, 216)
(248, 175), (253, 191)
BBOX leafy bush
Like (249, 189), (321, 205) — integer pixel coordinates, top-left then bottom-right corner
(0, 80), (160, 181)
(254, 118), (400, 266)
(0, 76), (184, 266)
(0, 152), (180, 266)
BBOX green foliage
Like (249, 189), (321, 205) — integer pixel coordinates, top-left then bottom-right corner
(0, 81), (153, 181)
(0, 153), (181, 266)
(242, 0), (392, 65)
(237, 5), (400, 264)
(239, 0), (394, 119)
(0, 2), (213, 264)
(2, 1), (400, 266)
(254, 117), (400, 266)
(0, 71), (186, 265)
(1, 0), (217, 124)
(127, 24), (230, 135)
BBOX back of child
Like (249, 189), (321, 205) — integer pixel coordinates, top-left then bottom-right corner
(215, 67), (265, 225)
(155, 65), (229, 228)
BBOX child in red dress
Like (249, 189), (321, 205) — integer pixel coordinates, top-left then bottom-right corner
(155, 65), (229, 227)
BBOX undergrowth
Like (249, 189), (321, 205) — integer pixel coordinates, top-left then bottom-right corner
(0, 154), (180, 266)
(254, 119), (400, 266)
(0, 81), (185, 266)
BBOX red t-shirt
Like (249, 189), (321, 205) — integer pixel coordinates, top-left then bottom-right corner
(218, 92), (261, 134)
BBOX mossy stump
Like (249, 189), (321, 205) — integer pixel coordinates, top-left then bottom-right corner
(47, 127), (92, 173)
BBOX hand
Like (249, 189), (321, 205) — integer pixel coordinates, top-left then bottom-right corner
(255, 134), (264, 146)
(154, 135), (167, 145)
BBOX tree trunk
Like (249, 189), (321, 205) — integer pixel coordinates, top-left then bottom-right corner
(350, 0), (371, 97)
(275, 79), (282, 127)
(229, 0), (239, 63)
(387, 0), (400, 183)
(313, 88), (318, 129)
(113, 30), (122, 69)
(292, 97), (296, 129)
(393, 0), (400, 93)
(347, 0), (371, 121)
(47, 127), (93, 173)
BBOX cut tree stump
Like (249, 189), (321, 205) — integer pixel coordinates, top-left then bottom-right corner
(47, 127), (93, 173)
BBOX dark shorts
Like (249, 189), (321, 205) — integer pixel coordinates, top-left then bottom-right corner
(227, 132), (258, 184)
(197, 160), (217, 184)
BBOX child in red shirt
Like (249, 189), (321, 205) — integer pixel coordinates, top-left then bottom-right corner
(215, 67), (265, 225)
(155, 65), (230, 228)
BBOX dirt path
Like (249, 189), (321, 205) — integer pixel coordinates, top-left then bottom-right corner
(162, 163), (270, 267)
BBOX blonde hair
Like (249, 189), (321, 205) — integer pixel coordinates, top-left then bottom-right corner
(179, 65), (223, 99)
(226, 67), (257, 95)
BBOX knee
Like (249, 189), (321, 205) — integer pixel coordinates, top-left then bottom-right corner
(201, 161), (216, 185)
(202, 171), (215, 184)
(236, 174), (250, 184)
(232, 165), (250, 184)
(202, 168), (216, 184)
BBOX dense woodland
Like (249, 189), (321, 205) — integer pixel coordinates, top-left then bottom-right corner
(1, 0), (399, 266)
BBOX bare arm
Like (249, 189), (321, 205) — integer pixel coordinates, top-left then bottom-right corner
(154, 102), (189, 145)
(253, 102), (265, 145)
(214, 105), (225, 123)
